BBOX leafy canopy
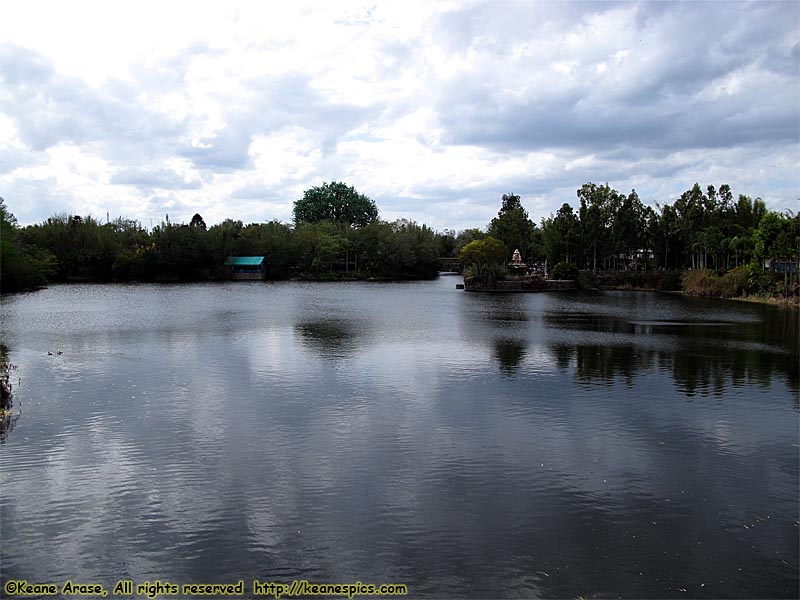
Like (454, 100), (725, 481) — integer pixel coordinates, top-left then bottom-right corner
(487, 193), (535, 258)
(458, 236), (508, 267)
(293, 181), (378, 228)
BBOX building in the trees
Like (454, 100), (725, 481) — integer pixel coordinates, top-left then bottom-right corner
(763, 257), (798, 274)
(225, 256), (266, 280)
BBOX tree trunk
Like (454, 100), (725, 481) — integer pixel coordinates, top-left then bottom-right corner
(785, 258), (789, 297)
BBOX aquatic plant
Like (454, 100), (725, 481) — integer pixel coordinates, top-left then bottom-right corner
(0, 346), (11, 411)
(0, 345), (19, 441)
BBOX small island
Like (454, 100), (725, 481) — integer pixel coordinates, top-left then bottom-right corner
(462, 248), (577, 292)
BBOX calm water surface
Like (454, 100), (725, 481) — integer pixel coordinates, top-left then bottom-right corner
(1, 278), (798, 598)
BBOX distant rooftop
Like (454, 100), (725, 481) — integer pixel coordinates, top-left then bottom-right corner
(225, 256), (265, 266)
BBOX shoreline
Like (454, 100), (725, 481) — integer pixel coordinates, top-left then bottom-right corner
(726, 295), (798, 308)
(5, 277), (799, 307)
(662, 289), (799, 308)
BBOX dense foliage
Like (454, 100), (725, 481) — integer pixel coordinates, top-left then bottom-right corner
(2, 181), (798, 300)
(537, 183), (797, 280)
(550, 262), (579, 281)
(542, 183), (800, 297)
(487, 194), (538, 259)
(0, 189), (443, 291)
(454, 184), (798, 298)
(1, 198), (55, 291)
(293, 181), (379, 228)
(458, 236), (508, 267)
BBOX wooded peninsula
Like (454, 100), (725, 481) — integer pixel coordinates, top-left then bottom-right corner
(1, 180), (798, 301)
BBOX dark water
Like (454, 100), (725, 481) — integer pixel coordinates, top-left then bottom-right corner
(1, 279), (797, 599)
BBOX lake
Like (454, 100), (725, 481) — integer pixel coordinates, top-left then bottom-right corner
(1, 278), (797, 598)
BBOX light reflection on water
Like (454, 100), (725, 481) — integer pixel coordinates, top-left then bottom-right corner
(0, 280), (797, 598)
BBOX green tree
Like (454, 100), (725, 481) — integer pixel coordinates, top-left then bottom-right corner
(612, 189), (647, 270)
(313, 231), (347, 273)
(434, 229), (457, 258)
(189, 213), (207, 231)
(354, 220), (394, 275)
(753, 210), (799, 296)
(726, 195), (765, 267)
(459, 236), (508, 267)
(239, 221), (294, 278)
(487, 193), (536, 259)
(727, 232), (751, 268)
(207, 219), (245, 269)
(373, 220), (439, 279)
(149, 219), (211, 280)
(551, 262), (579, 280)
(577, 183), (617, 271)
(19, 212), (118, 281)
(454, 228), (485, 256)
(734, 195), (767, 232)
(673, 183), (709, 269)
(293, 181), (378, 228)
(1, 199), (53, 291)
(459, 236), (508, 284)
(542, 203), (579, 265)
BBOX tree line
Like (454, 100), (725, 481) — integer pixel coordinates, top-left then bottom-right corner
(0, 182), (447, 292)
(2, 180), (798, 297)
(539, 183), (797, 273)
(453, 183), (798, 297)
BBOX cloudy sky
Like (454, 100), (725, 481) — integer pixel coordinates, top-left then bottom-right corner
(1, 0), (797, 231)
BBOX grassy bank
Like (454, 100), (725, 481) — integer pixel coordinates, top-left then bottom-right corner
(578, 270), (683, 292)
(728, 295), (799, 307)
(682, 267), (798, 304)
(576, 268), (798, 306)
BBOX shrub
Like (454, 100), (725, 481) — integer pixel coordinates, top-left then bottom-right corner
(746, 263), (782, 297)
(719, 266), (748, 298)
(458, 236), (508, 267)
(682, 269), (720, 297)
(658, 270), (683, 291)
(684, 266), (756, 298)
(577, 270), (599, 289)
(1, 347), (12, 412)
(551, 262), (579, 280)
(464, 263), (507, 284)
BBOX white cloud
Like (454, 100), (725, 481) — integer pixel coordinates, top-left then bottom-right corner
(0, 0), (797, 230)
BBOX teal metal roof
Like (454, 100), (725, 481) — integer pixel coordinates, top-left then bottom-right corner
(225, 256), (265, 266)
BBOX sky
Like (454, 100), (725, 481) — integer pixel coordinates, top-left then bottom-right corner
(1, 0), (798, 231)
